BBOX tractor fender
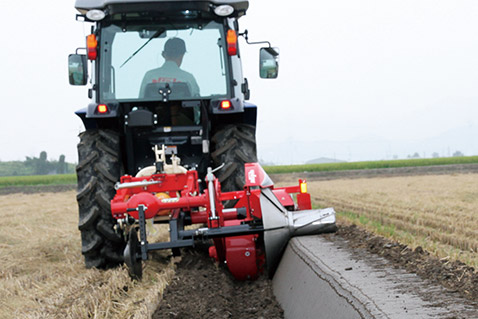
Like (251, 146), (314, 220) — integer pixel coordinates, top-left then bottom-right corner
(75, 103), (120, 130)
(243, 102), (257, 126)
(75, 107), (97, 130)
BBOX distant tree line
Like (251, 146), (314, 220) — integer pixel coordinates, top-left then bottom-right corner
(0, 151), (75, 176)
(407, 150), (464, 159)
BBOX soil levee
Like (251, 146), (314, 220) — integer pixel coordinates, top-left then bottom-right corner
(274, 232), (478, 319)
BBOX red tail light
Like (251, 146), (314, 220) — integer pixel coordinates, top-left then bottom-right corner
(87, 34), (98, 60)
(220, 100), (232, 109)
(97, 104), (108, 114)
(226, 30), (237, 56)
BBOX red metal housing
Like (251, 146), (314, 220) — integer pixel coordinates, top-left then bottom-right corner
(110, 163), (312, 280)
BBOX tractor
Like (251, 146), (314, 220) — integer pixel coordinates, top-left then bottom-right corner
(69, 0), (336, 280)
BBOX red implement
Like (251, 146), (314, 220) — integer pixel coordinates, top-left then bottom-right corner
(111, 163), (335, 280)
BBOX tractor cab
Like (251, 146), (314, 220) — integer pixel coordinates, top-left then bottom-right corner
(69, 0), (279, 177)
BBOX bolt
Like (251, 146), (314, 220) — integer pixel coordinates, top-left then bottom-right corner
(245, 251), (251, 257)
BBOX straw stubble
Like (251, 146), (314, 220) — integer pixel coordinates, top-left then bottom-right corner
(0, 191), (174, 319)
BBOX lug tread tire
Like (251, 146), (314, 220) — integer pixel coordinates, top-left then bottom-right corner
(78, 206), (99, 231)
(211, 124), (257, 192)
(76, 177), (97, 201)
(81, 231), (103, 255)
(97, 219), (123, 243)
(76, 151), (99, 173)
(100, 244), (124, 263)
(95, 162), (118, 184)
(77, 129), (125, 269)
(234, 149), (250, 163)
(95, 191), (112, 212)
(97, 139), (119, 158)
(217, 162), (238, 184)
(85, 257), (105, 269)
(211, 139), (237, 161)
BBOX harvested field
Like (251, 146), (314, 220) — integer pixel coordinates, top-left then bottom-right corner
(3, 170), (477, 317)
(0, 191), (175, 319)
(300, 173), (478, 268)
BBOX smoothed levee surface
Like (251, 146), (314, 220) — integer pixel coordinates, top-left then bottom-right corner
(0, 191), (174, 319)
(274, 234), (478, 318)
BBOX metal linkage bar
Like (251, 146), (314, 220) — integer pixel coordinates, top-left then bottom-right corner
(136, 206), (195, 254)
(138, 205), (148, 260)
(180, 224), (264, 239)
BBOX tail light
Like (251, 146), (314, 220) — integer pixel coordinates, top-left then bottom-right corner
(226, 30), (237, 56)
(87, 34), (98, 60)
(220, 100), (232, 110)
(97, 104), (109, 114)
(299, 179), (308, 194)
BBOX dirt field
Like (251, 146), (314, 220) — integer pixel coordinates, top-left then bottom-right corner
(153, 245), (283, 319)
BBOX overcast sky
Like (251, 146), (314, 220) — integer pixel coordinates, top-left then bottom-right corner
(1, 1), (478, 164)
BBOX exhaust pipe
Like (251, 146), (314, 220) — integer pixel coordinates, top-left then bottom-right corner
(260, 188), (336, 276)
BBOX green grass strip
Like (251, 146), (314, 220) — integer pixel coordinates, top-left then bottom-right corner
(263, 156), (478, 174)
(3, 155), (477, 187)
(0, 174), (76, 188)
(337, 211), (397, 238)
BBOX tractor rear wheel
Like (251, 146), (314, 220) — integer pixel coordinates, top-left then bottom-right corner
(76, 129), (125, 268)
(211, 124), (257, 192)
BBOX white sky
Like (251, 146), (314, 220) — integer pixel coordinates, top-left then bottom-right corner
(1, 1), (478, 164)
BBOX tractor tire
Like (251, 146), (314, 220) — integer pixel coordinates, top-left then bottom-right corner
(211, 124), (257, 192)
(76, 129), (125, 269)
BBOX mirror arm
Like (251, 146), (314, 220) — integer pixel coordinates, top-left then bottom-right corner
(239, 29), (271, 48)
(76, 14), (86, 22)
(75, 47), (87, 54)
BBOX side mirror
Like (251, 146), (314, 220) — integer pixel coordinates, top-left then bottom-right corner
(68, 54), (88, 85)
(259, 47), (279, 79)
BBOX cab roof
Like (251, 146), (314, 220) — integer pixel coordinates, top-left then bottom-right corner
(75, 0), (249, 18)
